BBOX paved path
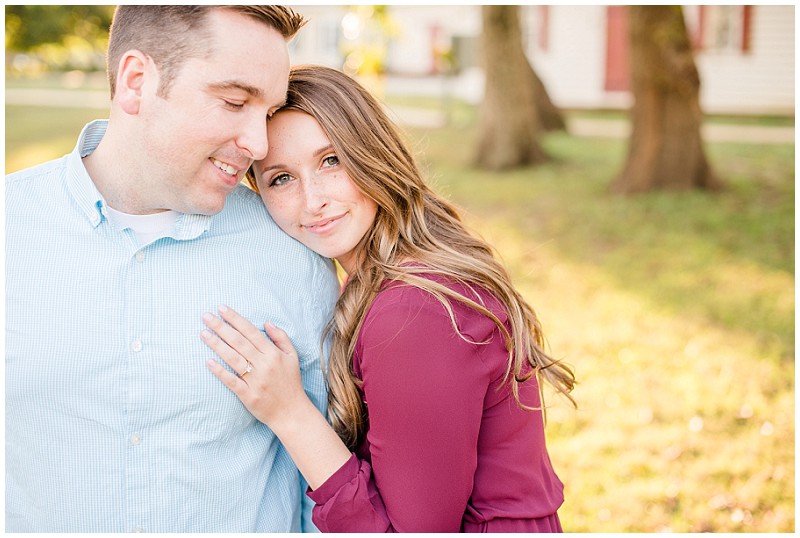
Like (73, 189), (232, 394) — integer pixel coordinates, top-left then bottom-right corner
(6, 88), (109, 109)
(7, 88), (795, 145)
(387, 106), (795, 144)
(567, 117), (795, 145)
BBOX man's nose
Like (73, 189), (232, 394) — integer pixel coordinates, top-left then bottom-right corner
(237, 112), (269, 161)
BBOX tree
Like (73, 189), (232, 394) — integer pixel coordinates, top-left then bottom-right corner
(6, 5), (114, 72)
(613, 6), (720, 193)
(475, 5), (564, 170)
(5, 5), (113, 52)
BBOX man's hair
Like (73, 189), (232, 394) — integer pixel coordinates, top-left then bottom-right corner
(106, 5), (306, 98)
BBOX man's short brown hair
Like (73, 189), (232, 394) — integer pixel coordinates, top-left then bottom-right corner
(107, 5), (306, 98)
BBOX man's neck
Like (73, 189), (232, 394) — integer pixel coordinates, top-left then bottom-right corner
(82, 124), (159, 215)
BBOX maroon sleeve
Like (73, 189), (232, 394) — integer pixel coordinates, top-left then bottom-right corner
(309, 285), (494, 532)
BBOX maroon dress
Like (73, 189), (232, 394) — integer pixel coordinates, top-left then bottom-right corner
(307, 273), (564, 532)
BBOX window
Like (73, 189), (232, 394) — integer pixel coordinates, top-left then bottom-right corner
(684, 5), (753, 53)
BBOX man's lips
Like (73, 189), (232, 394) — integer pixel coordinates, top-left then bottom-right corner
(210, 158), (247, 186)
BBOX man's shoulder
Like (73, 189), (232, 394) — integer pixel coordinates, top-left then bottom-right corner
(6, 155), (69, 187)
(213, 184), (301, 246)
(220, 183), (270, 216)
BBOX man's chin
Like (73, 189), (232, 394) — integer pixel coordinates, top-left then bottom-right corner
(184, 198), (227, 216)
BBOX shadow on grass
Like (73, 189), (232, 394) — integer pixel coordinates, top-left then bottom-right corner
(413, 127), (794, 363)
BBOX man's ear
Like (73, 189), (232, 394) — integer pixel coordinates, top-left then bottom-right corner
(114, 50), (152, 115)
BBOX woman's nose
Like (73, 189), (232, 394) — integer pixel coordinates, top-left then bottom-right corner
(302, 176), (328, 212)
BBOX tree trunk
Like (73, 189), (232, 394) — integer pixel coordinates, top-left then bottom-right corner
(530, 64), (566, 132)
(613, 6), (721, 193)
(476, 5), (552, 170)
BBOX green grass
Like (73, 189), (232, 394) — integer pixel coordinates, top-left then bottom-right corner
(408, 123), (794, 533)
(5, 105), (106, 173)
(5, 99), (794, 532)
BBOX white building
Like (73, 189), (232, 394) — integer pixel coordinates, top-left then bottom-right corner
(289, 5), (794, 116)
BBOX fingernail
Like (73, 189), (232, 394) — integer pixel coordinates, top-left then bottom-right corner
(218, 304), (229, 313)
(202, 312), (213, 322)
(200, 329), (212, 340)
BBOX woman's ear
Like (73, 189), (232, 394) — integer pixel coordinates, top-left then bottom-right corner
(114, 50), (151, 115)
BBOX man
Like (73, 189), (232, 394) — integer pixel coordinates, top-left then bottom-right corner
(6, 6), (339, 532)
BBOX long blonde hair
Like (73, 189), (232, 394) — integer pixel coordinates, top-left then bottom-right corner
(252, 65), (575, 450)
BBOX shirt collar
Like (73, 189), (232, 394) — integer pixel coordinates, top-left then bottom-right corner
(65, 120), (107, 228)
(65, 120), (211, 239)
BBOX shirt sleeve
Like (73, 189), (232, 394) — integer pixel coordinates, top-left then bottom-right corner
(309, 285), (493, 532)
(299, 334), (328, 533)
(299, 261), (340, 533)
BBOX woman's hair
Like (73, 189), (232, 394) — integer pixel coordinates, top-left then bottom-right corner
(107, 5), (305, 98)
(252, 65), (575, 450)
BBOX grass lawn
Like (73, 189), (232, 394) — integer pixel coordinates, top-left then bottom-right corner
(5, 99), (794, 532)
(408, 122), (794, 533)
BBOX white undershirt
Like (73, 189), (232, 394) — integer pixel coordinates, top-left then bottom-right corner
(105, 206), (180, 246)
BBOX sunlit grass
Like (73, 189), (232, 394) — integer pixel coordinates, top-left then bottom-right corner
(5, 105), (105, 173)
(409, 123), (794, 532)
(5, 97), (794, 532)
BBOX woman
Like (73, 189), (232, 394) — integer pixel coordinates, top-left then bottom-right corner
(200, 65), (575, 532)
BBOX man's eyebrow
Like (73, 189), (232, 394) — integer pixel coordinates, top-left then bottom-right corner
(206, 80), (262, 98)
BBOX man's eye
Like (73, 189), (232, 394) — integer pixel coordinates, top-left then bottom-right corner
(223, 100), (244, 110)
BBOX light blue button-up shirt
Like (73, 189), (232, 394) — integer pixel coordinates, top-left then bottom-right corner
(5, 120), (340, 532)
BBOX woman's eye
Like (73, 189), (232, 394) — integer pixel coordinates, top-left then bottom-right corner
(269, 173), (293, 187)
(322, 155), (340, 167)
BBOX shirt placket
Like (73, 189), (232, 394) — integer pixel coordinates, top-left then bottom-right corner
(124, 243), (154, 533)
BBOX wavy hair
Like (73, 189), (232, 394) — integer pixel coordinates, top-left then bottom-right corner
(250, 65), (575, 450)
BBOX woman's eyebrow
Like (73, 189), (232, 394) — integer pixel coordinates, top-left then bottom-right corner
(313, 144), (335, 157)
(260, 145), (335, 173)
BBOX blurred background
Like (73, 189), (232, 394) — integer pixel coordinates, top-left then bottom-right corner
(5, 4), (795, 532)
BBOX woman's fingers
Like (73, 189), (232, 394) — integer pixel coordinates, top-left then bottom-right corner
(206, 358), (248, 398)
(202, 308), (264, 359)
(264, 321), (297, 357)
(217, 305), (274, 354)
(200, 327), (253, 378)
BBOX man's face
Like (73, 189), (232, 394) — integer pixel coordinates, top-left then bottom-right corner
(137, 9), (290, 215)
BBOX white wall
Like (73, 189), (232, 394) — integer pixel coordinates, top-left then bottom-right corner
(387, 6), (481, 75)
(527, 6), (630, 110)
(289, 5), (346, 68)
(288, 5), (794, 115)
(696, 5), (795, 114)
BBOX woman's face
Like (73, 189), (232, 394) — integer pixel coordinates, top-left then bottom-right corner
(253, 110), (378, 273)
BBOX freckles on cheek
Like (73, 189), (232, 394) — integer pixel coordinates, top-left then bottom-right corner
(262, 197), (295, 230)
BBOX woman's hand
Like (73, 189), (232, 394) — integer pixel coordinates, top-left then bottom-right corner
(200, 305), (308, 428)
(201, 305), (353, 491)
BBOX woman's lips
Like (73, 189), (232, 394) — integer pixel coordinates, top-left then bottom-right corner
(302, 213), (347, 234)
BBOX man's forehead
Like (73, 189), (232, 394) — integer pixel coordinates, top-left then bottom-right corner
(177, 10), (290, 108)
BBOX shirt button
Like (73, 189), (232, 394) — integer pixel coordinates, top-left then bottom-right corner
(130, 340), (143, 353)
(130, 433), (141, 445)
(135, 251), (146, 263)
